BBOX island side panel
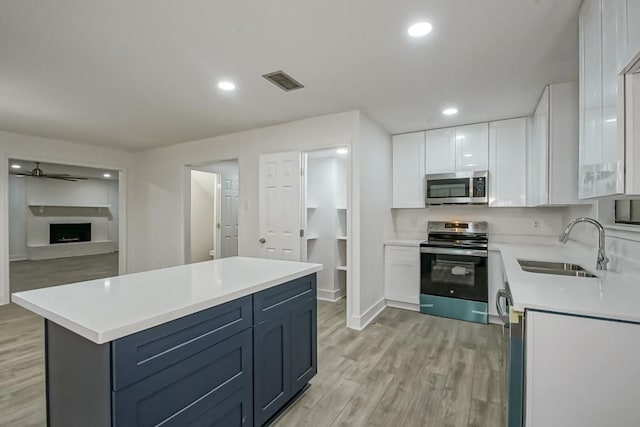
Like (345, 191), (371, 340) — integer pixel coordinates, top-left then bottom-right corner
(46, 320), (111, 427)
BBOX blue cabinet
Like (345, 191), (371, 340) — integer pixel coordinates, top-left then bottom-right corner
(45, 274), (317, 427)
(253, 275), (317, 426)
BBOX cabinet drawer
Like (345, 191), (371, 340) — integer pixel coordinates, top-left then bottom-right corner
(385, 246), (419, 262)
(113, 328), (253, 427)
(253, 275), (316, 324)
(112, 296), (252, 390)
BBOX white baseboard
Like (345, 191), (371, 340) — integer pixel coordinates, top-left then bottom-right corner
(9, 255), (27, 262)
(386, 300), (419, 312)
(317, 288), (345, 302)
(351, 298), (386, 331)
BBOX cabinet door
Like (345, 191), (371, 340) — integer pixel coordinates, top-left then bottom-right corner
(253, 311), (291, 426)
(628, 1), (640, 66)
(579, 0), (603, 199)
(384, 246), (420, 305)
(618, 0), (640, 71)
(392, 132), (425, 208)
(425, 128), (456, 174)
(601, 0), (625, 197)
(525, 311), (640, 427)
(527, 87), (550, 206)
(290, 297), (317, 396)
(455, 123), (489, 171)
(488, 118), (527, 207)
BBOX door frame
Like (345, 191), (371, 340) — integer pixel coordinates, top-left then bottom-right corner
(183, 159), (239, 264)
(0, 155), (128, 306)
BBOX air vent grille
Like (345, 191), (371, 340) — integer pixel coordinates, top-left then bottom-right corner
(262, 71), (304, 91)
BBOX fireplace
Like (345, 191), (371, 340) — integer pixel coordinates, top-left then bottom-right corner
(50, 223), (91, 244)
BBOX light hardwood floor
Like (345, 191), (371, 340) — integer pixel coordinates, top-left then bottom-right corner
(0, 298), (506, 426)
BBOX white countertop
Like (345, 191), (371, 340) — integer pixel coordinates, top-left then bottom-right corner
(384, 239), (423, 247)
(493, 243), (640, 323)
(12, 256), (322, 344)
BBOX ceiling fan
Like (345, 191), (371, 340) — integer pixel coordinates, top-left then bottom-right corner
(10, 162), (88, 182)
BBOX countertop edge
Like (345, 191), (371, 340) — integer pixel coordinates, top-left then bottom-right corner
(12, 264), (322, 344)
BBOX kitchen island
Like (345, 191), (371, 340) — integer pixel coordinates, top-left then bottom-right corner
(12, 256), (322, 427)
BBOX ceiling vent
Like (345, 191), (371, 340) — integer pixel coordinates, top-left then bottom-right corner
(262, 71), (305, 92)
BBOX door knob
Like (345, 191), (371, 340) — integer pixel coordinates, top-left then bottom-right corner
(259, 238), (266, 244)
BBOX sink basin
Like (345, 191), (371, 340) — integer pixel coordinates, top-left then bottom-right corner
(517, 259), (597, 278)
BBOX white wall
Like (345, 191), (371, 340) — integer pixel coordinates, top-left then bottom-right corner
(129, 111), (358, 273)
(20, 178), (118, 250)
(8, 176), (26, 261)
(0, 130), (134, 305)
(350, 112), (394, 329)
(190, 170), (216, 263)
(393, 206), (568, 243)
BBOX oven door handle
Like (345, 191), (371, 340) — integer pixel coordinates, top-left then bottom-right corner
(420, 247), (488, 257)
(496, 288), (509, 324)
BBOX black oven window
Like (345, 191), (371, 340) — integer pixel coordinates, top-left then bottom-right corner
(430, 258), (475, 287)
(427, 179), (469, 198)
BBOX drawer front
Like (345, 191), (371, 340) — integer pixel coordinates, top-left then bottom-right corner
(385, 245), (420, 262)
(170, 386), (252, 427)
(253, 274), (316, 324)
(419, 294), (488, 324)
(113, 328), (253, 427)
(112, 296), (252, 390)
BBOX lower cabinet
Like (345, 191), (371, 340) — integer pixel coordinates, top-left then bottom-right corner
(384, 245), (420, 310)
(253, 275), (318, 426)
(45, 274), (318, 427)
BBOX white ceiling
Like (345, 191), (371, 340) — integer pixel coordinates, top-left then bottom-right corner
(0, 0), (580, 151)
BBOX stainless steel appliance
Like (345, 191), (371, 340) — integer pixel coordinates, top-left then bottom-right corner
(425, 171), (488, 205)
(419, 221), (488, 324)
(497, 282), (525, 427)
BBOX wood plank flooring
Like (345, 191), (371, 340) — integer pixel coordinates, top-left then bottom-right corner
(273, 300), (507, 427)
(0, 295), (506, 426)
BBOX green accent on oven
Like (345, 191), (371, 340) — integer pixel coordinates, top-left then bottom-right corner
(419, 294), (488, 324)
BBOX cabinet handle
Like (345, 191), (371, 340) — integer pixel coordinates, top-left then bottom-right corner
(496, 289), (509, 324)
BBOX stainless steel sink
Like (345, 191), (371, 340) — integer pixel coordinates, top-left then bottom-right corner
(517, 259), (597, 278)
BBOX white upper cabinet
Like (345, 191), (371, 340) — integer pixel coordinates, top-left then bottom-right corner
(489, 118), (527, 207)
(579, 0), (625, 199)
(528, 83), (581, 206)
(424, 128), (456, 174)
(455, 123), (489, 172)
(616, 0), (640, 73)
(392, 132), (426, 208)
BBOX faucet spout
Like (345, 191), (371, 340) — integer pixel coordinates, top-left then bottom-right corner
(558, 217), (609, 271)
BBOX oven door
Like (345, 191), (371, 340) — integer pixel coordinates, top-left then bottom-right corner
(420, 247), (488, 302)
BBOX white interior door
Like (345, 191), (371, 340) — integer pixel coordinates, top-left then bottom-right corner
(220, 173), (239, 258)
(259, 152), (302, 260)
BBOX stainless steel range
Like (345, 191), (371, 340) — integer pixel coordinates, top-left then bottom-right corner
(419, 221), (489, 324)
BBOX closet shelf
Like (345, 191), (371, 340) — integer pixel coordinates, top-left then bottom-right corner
(336, 236), (347, 241)
(336, 207), (347, 210)
(306, 236), (319, 241)
(337, 266), (348, 271)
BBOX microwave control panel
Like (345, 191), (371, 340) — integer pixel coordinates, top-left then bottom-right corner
(472, 177), (486, 198)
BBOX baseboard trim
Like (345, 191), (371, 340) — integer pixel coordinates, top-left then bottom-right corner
(386, 300), (419, 312)
(9, 256), (27, 262)
(317, 288), (345, 302)
(351, 298), (386, 331)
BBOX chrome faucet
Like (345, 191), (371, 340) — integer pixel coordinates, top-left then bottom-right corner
(559, 217), (609, 271)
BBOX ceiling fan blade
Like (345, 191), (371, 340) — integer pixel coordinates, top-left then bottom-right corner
(47, 176), (79, 182)
(9, 171), (32, 176)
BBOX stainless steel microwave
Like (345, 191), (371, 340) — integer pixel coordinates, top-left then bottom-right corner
(425, 171), (489, 205)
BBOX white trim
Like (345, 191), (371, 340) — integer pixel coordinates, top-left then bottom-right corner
(317, 288), (345, 302)
(386, 300), (419, 312)
(350, 298), (386, 331)
(488, 314), (505, 326)
(9, 255), (27, 262)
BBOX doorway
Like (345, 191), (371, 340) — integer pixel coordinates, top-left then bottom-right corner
(7, 159), (120, 293)
(187, 160), (239, 262)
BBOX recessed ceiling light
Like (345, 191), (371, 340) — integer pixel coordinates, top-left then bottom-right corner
(217, 81), (236, 91)
(443, 108), (458, 116)
(336, 148), (348, 154)
(408, 22), (433, 38)
(103, 173), (111, 178)
(456, 135), (466, 140)
(11, 164), (21, 169)
(605, 118), (617, 123)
